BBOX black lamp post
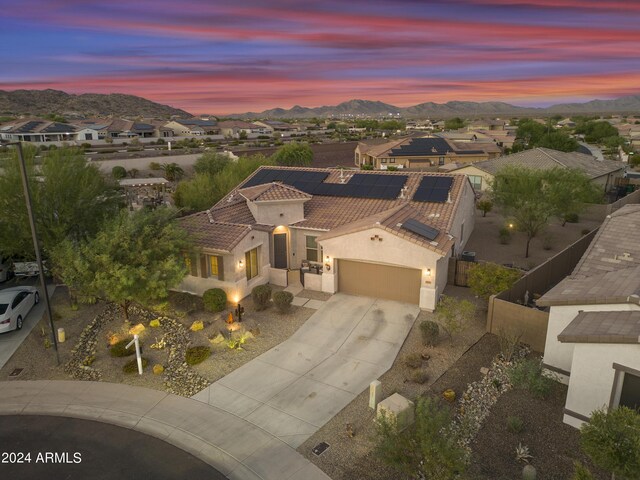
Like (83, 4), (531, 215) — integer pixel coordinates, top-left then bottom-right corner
(235, 303), (244, 322)
(2, 141), (59, 365)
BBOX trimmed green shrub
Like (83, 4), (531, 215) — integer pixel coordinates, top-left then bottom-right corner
(564, 212), (579, 224)
(111, 166), (127, 179)
(185, 346), (211, 365)
(506, 415), (524, 433)
(420, 320), (440, 346)
(110, 338), (137, 357)
(499, 226), (512, 244)
(170, 291), (202, 313)
(403, 353), (422, 369)
(509, 359), (554, 399)
(148, 161), (161, 170)
(122, 357), (148, 373)
(251, 284), (272, 311)
(273, 290), (294, 313)
(360, 164), (374, 170)
(202, 288), (227, 312)
(409, 370), (429, 384)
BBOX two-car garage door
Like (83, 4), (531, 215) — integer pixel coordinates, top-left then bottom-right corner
(337, 260), (421, 304)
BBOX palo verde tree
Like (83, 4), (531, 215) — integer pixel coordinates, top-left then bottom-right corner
(491, 165), (600, 257)
(0, 145), (121, 259)
(544, 168), (603, 225)
(467, 262), (522, 300)
(52, 208), (191, 321)
(193, 152), (231, 177)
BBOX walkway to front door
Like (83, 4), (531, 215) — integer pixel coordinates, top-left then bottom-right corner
(192, 294), (419, 447)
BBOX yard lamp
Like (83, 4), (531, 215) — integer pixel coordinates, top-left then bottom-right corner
(1, 141), (59, 365)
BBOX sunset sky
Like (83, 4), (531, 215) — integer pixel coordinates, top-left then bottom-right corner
(1, 0), (639, 115)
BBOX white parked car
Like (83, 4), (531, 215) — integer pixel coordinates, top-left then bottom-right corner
(0, 286), (39, 333)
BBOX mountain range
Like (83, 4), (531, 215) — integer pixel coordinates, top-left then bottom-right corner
(227, 95), (640, 119)
(0, 89), (191, 119)
(1, 89), (639, 120)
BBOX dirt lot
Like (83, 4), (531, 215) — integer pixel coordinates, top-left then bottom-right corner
(465, 207), (603, 270)
(1, 287), (315, 393)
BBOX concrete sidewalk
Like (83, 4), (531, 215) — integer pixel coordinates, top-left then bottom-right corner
(0, 380), (331, 480)
(192, 294), (419, 447)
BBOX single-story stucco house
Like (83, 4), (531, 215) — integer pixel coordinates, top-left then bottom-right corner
(452, 147), (624, 193)
(537, 204), (640, 427)
(178, 166), (476, 310)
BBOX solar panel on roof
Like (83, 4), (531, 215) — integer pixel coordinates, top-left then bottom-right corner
(413, 176), (453, 203)
(402, 218), (440, 241)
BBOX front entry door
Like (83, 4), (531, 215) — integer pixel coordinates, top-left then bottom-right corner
(273, 233), (288, 269)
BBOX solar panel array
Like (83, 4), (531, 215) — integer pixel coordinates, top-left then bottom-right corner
(390, 137), (452, 157)
(401, 218), (440, 241)
(43, 123), (73, 133)
(16, 121), (44, 133)
(413, 176), (453, 203)
(242, 168), (408, 200)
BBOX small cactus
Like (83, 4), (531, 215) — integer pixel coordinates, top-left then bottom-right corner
(522, 464), (537, 480)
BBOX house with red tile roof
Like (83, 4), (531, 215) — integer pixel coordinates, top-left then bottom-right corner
(178, 166), (476, 310)
(537, 204), (640, 427)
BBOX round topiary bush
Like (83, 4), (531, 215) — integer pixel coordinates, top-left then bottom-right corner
(202, 288), (227, 312)
(251, 284), (272, 311)
(420, 320), (440, 346)
(110, 338), (138, 357)
(185, 346), (211, 365)
(122, 357), (149, 374)
(273, 291), (294, 313)
(111, 165), (127, 179)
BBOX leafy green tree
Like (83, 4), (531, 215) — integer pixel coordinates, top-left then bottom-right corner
(375, 396), (467, 479)
(468, 262), (522, 299)
(536, 131), (579, 152)
(161, 162), (185, 181)
(444, 117), (465, 130)
(477, 199), (493, 217)
(173, 173), (219, 213)
(576, 120), (619, 143)
(579, 406), (640, 480)
(193, 152), (231, 177)
(51, 208), (191, 320)
(379, 120), (405, 131)
(516, 118), (547, 147)
(0, 145), (121, 259)
(270, 142), (313, 167)
(543, 168), (603, 225)
(435, 295), (476, 343)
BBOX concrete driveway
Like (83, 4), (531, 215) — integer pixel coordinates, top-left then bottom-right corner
(0, 280), (55, 369)
(192, 294), (419, 447)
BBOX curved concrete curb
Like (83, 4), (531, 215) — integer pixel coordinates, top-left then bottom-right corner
(0, 380), (331, 480)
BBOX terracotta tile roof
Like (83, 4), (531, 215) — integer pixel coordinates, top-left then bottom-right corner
(466, 147), (622, 178)
(194, 166), (468, 257)
(178, 211), (251, 252)
(558, 311), (640, 344)
(238, 183), (311, 202)
(316, 203), (455, 255)
(538, 205), (640, 306)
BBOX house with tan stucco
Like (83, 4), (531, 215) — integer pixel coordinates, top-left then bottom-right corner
(452, 147), (624, 193)
(178, 166), (476, 311)
(537, 204), (640, 427)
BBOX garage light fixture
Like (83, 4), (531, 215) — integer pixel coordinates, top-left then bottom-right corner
(325, 255), (331, 271)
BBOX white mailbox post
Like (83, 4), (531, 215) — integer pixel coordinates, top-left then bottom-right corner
(126, 334), (143, 375)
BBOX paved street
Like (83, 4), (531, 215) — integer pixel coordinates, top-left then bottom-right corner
(0, 415), (224, 480)
(192, 294), (420, 447)
(0, 279), (55, 370)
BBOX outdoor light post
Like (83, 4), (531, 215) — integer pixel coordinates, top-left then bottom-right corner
(2, 141), (60, 365)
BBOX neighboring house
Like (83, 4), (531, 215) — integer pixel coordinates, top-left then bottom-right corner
(452, 147), (624, 193)
(467, 119), (506, 131)
(555, 118), (576, 128)
(537, 205), (640, 427)
(165, 118), (220, 136)
(355, 136), (495, 169)
(179, 166), (476, 310)
(217, 120), (266, 138)
(0, 119), (78, 142)
(254, 120), (297, 134)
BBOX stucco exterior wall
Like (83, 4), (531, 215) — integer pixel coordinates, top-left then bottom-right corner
(248, 200), (306, 226)
(453, 165), (493, 192)
(178, 230), (270, 301)
(543, 303), (640, 383)
(447, 178), (476, 255)
(563, 343), (640, 428)
(319, 227), (444, 310)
